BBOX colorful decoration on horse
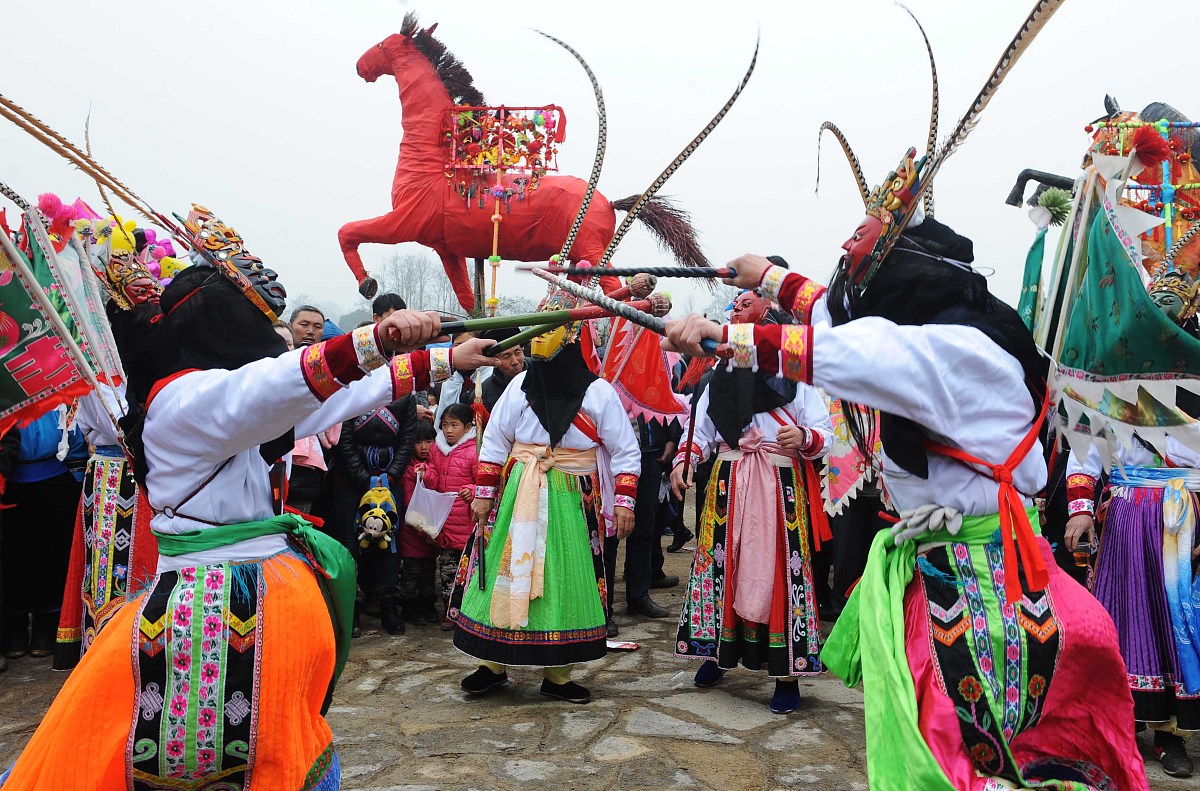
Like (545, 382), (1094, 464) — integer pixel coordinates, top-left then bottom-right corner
(445, 106), (563, 188)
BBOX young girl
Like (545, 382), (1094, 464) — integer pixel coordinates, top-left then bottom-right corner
(399, 421), (440, 624)
(428, 404), (477, 629)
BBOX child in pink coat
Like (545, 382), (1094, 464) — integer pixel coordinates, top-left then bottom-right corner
(399, 421), (440, 625)
(426, 404), (478, 629)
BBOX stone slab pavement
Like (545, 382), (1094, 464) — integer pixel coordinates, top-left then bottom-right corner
(1, 545), (1195, 789)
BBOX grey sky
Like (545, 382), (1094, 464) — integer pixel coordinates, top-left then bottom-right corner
(0, 0), (1175, 321)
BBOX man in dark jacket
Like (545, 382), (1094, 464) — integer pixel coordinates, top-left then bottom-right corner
(0, 426), (20, 672)
(332, 395), (418, 635)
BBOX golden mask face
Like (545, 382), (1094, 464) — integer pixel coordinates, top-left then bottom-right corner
(529, 323), (568, 360)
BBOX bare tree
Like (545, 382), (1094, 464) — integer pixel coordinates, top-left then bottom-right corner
(375, 252), (463, 315)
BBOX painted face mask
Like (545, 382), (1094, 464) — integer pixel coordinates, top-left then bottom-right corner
(1149, 269), (1198, 325)
(180, 204), (288, 322)
(528, 288), (583, 361)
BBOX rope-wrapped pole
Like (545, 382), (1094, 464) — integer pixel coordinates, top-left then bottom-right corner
(522, 264), (735, 279)
(527, 268), (717, 353)
(482, 296), (669, 356)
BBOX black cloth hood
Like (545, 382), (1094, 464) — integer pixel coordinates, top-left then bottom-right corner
(521, 342), (598, 448)
(706, 308), (798, 449)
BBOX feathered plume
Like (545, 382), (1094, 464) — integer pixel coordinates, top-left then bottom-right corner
(599, 36), (759, 267)
(1131, 124), (1171, 169)
(535, 30), (607, 264)
(897, 3), (940, 217)
(815, 122), (870, 207)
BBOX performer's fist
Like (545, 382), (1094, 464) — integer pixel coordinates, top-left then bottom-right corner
(723, 254), (773, 290)
(472, 497), (494, 529)
(378, 310), (444, 353)
(661, 314), (723, 357)
(613, 506), (634, 539)
(453, 337), (495, 372)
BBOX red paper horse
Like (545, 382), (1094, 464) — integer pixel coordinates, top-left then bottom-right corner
(342, 15), (706, 310)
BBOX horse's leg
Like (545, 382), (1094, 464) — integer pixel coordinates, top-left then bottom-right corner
(338, 210), (414, 299)
(433, 246), (475, 313)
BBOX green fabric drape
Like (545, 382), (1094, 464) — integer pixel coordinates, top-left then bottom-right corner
(153, 513), (356, 713)
(821, 509), (1039, 791)
(1018, 226), (1047, 330)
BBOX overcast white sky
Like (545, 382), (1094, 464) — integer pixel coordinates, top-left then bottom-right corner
(0, 0), (1183, 321)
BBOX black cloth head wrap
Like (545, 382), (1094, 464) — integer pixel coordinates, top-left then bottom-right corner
(117, 265), (292, 484)
(706, 307), (798, 449)
(826, 218), (1049, 478)
(521, 341), (597, 448)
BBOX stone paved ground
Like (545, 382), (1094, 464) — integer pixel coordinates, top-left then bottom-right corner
(1, 546), (1197, 789)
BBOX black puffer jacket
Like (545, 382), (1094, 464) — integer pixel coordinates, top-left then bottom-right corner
(336, 395), (418, 494)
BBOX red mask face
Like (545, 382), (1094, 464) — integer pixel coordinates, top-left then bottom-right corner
(841, 214), (885, 283)
(124, 277), (161, 306)
(729, 291), (769, 324)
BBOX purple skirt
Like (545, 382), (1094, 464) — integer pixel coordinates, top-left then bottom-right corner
(1093, 486), (1200, 727)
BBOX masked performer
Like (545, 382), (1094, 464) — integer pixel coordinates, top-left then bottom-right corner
(0, 208), (488, 790)
(450, 288), (640, 705)
(1062, 265), (1200, 778)
(670, 288), (832, 715)
(54, 226), (163, 670)
(660, 159), (1148, 788)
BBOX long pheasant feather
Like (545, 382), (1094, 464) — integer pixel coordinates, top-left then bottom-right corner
(897, 3), (940, 217)
(535, 31), (607, 265)
(815, 122), (870, 207)
(599, 37), (759, 266)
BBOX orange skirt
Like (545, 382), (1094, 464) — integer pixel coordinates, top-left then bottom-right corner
(3, 552), (337, 791)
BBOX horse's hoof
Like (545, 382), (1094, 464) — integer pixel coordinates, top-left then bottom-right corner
(359, 276), (379, 300)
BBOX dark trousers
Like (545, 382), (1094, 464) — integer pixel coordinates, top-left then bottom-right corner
(332, 485), (400, 597)
(829, 492), (892, 606)
(1, 473), (80, 616)
(608, 453), (666, 604)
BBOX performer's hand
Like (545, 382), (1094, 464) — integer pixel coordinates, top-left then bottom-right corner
(378, 310), (444, 353)
(723, 254), (774, 290)
(670, 463), (693, 500)
(661, 314), (723, 357)
(416, 404), (435, 422)
(614, 506), (635, 539)
(775, 425), (805, 450)
(472, 497), (494, 529)
(458, 486), (474, 503)
(658, 441), (677, 465)
(453, 337), (494, 372)
(1064, 513), (1095, 551)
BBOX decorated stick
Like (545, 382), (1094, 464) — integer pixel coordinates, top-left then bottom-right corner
(438, 304), (635, 335)
(528, 269), (718, 353)
(483, 296), (669, 356)
(681, 384), (700, 482)
(523, 265), (735, 279)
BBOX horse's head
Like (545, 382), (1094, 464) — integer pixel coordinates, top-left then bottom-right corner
(356, 14), (440, 84)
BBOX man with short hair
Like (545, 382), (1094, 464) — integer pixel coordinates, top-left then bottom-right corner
(289, 305), (325, 348)
(371, 293), (407, 322)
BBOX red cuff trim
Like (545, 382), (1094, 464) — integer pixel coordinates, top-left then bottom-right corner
(614, 472), (639, 501)
(778, 325), (813, 384)
(1067, 474), (1097, 509)
(799, 427), (824, 458)
(477, 461), (503, 489)
(389, 352), (433, 400)
(673, 442), (703, 469)
(775, 271), (827, 323)
(301, 340), (348, 402)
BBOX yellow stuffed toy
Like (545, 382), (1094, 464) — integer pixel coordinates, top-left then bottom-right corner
(357, 474), (399, 551)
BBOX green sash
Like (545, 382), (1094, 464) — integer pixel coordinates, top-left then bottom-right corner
(821, 508), (1039, 790)
(153, 513), (356, 713)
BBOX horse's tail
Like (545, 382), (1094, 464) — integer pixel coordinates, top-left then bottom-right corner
(609, 194), (709, 269)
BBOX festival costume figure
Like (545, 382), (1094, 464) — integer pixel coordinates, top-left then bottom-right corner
(0, 208), (458, 791)
(449, 291), (639, 704)
(672, 292), (832, 714)
(698, 241), (1149, 789)
(55, 228), (163, 670)
(1063, 267), (1200, 771)
(53, 379), (157, 670)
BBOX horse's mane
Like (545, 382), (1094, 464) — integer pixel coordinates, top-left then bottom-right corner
(401, 12), (487, 107)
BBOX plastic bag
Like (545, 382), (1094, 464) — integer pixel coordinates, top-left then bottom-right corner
(404, 470), (457, 540)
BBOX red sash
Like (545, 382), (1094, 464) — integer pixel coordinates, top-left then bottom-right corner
(923, 393), (1051, 604)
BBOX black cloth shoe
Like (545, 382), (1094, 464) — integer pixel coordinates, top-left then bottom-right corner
(606, 618), (619, 638)
(667, 527), (694, 553)
(379, 597), (405, 636)
(650, 575), (679, 589)
(2, 614), (29, 659)
(693, 661), (726, 688)
(540, 678), (591, 704)
(29, 612), (57, 658)
(1155, 731), (1194, 778)
(461, 666), (508, 696)
(628, 596), (670, 619)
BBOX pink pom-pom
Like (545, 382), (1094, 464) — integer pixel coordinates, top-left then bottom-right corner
(147, 262), (162, 277)
(576, 259), (593, 269)
(37, 193), (65, 219)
